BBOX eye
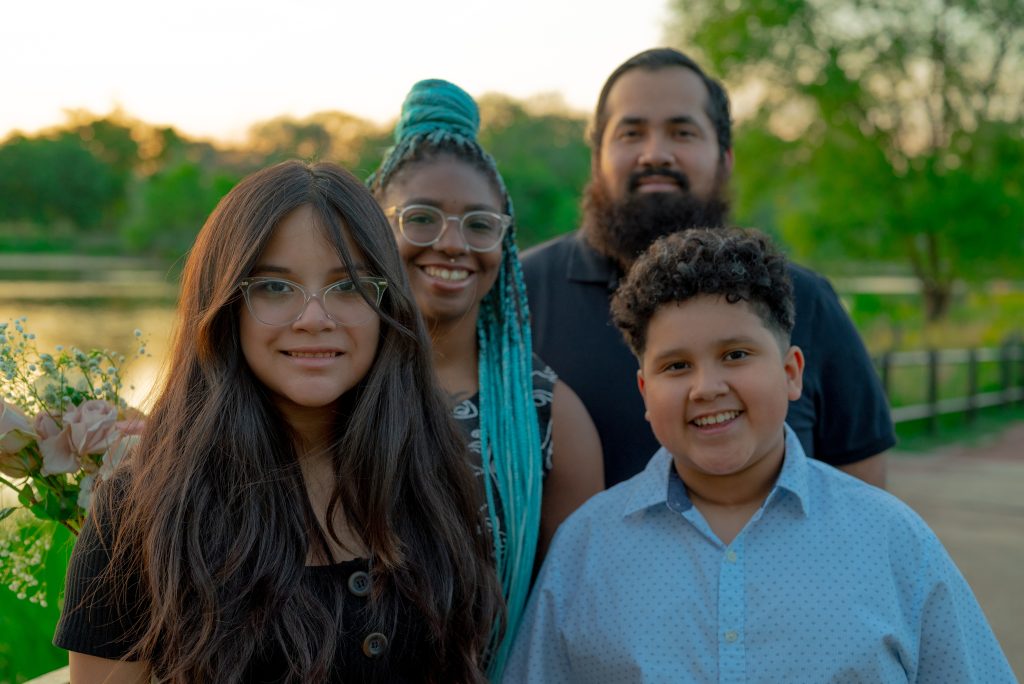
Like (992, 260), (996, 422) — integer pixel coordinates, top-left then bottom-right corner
(403, 207), (441, 225)
(724, 349), (750, 361)
(464, 213), (500, 233)
(251, 279), (294, 297)
(672, 127), (697, 140)
(664, 360), (691, 372)
(326, 279), (357, 294)
(618, 127), (642, 140)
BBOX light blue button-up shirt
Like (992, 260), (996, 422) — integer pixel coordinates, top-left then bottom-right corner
(503, 426), (1016, 683)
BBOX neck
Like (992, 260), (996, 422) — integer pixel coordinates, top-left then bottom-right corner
(679, 450), (784, 509)
(426, 310), (480, 397)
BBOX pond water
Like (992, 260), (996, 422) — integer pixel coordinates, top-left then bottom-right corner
(1, 264), (178, 411)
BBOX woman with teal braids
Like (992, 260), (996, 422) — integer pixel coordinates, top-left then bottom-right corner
(369, 79), (604, 678)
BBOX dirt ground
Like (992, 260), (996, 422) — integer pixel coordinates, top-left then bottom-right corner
(888, 422), (1024, 679)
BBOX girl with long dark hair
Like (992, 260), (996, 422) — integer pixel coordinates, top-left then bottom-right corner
(54, 160), (503, 683)
(369, 80), (604, 678)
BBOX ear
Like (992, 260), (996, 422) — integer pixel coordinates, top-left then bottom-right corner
(636, 368), (651, 422)
(784, 345), (804, 402)
(721, 147), (735, 180)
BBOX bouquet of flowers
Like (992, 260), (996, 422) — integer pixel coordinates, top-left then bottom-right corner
(0, 318), (146, 602)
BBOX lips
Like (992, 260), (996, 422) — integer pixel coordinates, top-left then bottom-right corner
(691, 410), (741, 427)
(422, 265), (470, 281)
(283, 350), (341, 358)
(629, 169), (690, 193)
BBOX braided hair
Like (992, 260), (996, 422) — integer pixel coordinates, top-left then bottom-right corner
(368, 79), (543, 679)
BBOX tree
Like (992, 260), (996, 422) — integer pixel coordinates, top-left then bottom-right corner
(246, 111), (391, 178)
(669, 0), (1024, 320)
(0, 134), (120, 230)
(121, 161), (238, 258)
(478, 94), (591, 248)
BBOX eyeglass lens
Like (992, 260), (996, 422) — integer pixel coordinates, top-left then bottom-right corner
(245, 279), (383, 326)
(400, 206), (505, 251)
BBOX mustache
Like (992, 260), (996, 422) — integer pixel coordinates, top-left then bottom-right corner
(628, 168), (691, 192)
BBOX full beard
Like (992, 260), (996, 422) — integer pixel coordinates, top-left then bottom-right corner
(582, 168), (731, 269)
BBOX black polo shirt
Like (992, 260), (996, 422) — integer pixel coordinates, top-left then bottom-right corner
(522, 231), (896, 488)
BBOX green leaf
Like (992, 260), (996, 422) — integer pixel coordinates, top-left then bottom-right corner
(0, 506), (16, 522)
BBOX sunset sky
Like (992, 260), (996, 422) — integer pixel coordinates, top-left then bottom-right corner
(2, 0), (670, 142)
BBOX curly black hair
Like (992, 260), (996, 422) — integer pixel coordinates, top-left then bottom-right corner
(611, 228), (794, 358)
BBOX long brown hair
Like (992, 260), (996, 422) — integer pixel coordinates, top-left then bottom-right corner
(97, 160), (502, 682)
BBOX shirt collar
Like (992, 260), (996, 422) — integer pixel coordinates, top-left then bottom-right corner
(567, 231), (621, 289)
(620, 424), (812, 519)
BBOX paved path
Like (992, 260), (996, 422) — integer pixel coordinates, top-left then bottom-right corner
(888, 422), (1024, 679)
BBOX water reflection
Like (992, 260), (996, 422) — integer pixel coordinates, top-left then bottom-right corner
(0, 298), (176, 412)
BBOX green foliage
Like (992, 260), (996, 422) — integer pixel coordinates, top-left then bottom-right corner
(122, 162), (239, 258)
(0, 517), (71, 684)
(669, 0), (1024, 320)
(0, 134), (121, 229)
(478, 95), (591, 247)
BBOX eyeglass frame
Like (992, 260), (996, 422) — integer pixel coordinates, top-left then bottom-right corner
(237, 275), (388, 327)
(384, 204), (512, 253)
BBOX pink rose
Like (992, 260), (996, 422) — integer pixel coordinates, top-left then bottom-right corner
(63, 400), (118, 458)
(0, 399), (39, 477)
(35, 411), (77, 475)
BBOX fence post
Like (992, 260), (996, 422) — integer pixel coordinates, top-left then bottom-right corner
(966, 347), (978, 425)
(1000, 338), (1012, 407)
(1015, 333), (1024, 407)
(927, 348), (939, 434)
(879, 351), (892, 401)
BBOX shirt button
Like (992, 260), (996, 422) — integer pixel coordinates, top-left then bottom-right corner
(348, 570), (371, 597)
(724, 630), (739, 643)
(725, 550), (738, 563)
(362, 632), (389, 658)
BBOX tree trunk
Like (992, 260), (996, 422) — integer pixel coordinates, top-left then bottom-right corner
(922, 278), (954, 322)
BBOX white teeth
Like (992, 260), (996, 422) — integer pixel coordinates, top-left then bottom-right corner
(424, 266), (469, 281)
(693, 411), (740, 427)
(287, 352), (337, 358)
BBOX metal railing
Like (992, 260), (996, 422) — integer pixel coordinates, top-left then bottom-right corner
(875, 335), (1024, 430)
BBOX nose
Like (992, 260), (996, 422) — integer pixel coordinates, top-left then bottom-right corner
(291, 293), (336, 332)
(689, 365), (728, 401)
(433, 215), (469, 255)
(637, 131), (673, 169)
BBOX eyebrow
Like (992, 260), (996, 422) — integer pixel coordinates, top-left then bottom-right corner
(250, 264), (367, 277)
(615, 115), (703, 128)
(649, 336), (761, 364)
(404, 199), (501, 213)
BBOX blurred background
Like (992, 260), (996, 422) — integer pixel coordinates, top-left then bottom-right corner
(1, 0), (1022, 681)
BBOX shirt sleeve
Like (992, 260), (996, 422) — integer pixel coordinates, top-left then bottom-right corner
(913, 534), (1016, 683)
(53, 478), (146, 660)
(793, 267), (896, 464)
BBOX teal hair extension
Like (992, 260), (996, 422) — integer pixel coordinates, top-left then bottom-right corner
(368, 79), (544, 679)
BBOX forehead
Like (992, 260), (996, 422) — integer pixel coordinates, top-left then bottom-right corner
(644, 296), (776, 355)
(386, 155), (503, 210)
(258, 204), (363, 269)
(603, 67), (714, 130)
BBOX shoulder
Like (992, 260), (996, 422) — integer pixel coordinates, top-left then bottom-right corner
(521, 231), (582, 273)
(805, 459), (936, 545)
(787, 262), (840, 305)
(546, 474), (638, 551)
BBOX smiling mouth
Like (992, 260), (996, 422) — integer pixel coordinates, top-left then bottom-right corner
(284, 351), (340, 359)
(423, 265), (470, 281)
(692, 410), (741, 427)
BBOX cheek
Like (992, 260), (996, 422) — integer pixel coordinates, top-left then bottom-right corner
(238, 313), (259, 364)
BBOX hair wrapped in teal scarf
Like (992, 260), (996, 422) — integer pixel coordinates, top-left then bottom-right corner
(368, 79), (543, 679)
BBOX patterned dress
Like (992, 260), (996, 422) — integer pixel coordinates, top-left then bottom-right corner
(450, 354), (556, 549)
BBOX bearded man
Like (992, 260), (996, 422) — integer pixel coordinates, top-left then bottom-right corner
(522, 48), (894, 488)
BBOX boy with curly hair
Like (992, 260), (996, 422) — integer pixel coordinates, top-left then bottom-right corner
(503, 228), (1014, 683)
